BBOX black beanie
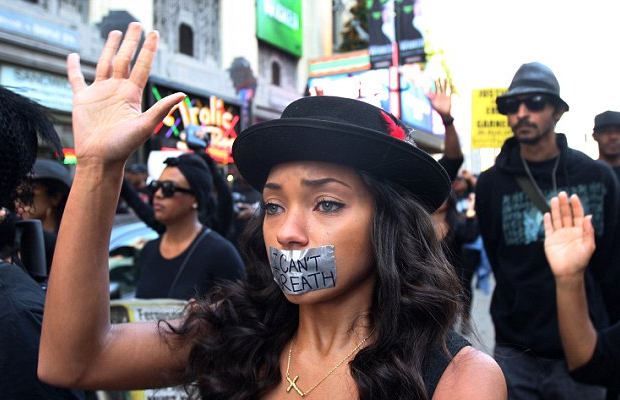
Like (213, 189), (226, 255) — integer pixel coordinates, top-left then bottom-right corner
(163, 153), (213, 211)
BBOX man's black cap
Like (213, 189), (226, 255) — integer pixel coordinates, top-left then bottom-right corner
(593, 111), (620, 132)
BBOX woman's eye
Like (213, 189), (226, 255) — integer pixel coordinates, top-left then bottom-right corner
(262, 202), (283, 215)
(315, 200), (344, 213)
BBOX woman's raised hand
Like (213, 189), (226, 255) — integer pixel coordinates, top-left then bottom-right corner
(67, 22), (185, 166)
(543, 192), (595, 278)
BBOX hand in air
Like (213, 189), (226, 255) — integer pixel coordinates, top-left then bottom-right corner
(543, 192), (595, 278)
(426, 78), (453, 118)
(67, 22), (185, 165)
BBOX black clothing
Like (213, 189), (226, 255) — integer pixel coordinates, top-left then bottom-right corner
(438, 156), (464, 181)
(0, 261), (84, 399)
(571, 322), (620, 392)
(200, 153), (234, 238)
(423, 331), (470, 398)
(120, 178), (164, 233)
(476, 134), (619, 358)
(135, 228), (245, 300)
(443, 213), (479, 314)
(43, 230), (57, 273)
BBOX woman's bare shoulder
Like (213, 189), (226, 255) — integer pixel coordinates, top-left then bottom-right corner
(432, 346), (506, 400)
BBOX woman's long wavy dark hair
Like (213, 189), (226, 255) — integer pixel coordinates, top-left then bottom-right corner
(166, 171), (465, 399)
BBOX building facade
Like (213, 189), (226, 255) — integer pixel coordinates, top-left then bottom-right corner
(0, 0), (334, 164)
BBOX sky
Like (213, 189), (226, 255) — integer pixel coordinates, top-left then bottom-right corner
(419, 0), (620, 170)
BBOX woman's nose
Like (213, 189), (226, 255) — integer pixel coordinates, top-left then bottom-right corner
(153, 187), (164, 199)
(276, 208), (309, 248)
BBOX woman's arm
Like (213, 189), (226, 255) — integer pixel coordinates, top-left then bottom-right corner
(39, 23), (189, 389)
(543, 192), (598, 370)
(120, 177), (165, 233)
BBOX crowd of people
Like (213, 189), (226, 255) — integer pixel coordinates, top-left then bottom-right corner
(0, 21), (619, 399)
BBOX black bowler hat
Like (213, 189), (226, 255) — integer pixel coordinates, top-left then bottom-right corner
(593, 111), (620, 132)
(32, 159), (72, 194)
(496, 62), (569, 113)
(232, 96), (450, 212)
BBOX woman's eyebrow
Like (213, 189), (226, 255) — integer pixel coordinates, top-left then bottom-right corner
(263, 177), (352, 191)
(263, 182), (282, 191)
(301, 177), (351, 189)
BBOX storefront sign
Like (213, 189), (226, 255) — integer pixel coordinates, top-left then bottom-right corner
(152, 85), (240, 164)
(0, 65), (73, 112)
(0, 6), (79, 50)
(256, 0), (302, 57)
(471, 88), (512, 149)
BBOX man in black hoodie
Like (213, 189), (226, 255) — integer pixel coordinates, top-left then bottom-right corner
(475, 62), (619, 400)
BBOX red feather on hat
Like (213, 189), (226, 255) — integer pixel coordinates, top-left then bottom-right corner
(380, 111), (405, 140)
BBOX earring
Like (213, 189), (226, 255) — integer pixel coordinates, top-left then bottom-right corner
(192, 203), (198, 210)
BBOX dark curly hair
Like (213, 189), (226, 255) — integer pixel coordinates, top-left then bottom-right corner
(0, 85), (62, 210)
(166, 170), (465, 399)
(0, 85), (62, 253)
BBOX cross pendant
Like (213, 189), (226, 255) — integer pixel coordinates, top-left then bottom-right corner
(286, 375), (305, 397)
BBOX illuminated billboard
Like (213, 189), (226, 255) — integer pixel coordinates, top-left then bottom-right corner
(307, 65), (440, 136)
(367, 0), (425, 69)
(149, 85), (241, 164)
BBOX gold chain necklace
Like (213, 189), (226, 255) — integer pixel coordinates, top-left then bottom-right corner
(285, 330), (373, 397)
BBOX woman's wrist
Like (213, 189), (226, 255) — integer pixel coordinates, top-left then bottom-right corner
(442, 115), (454, 126)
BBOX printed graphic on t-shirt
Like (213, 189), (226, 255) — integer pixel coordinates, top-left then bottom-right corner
(502, 182), (607, 246)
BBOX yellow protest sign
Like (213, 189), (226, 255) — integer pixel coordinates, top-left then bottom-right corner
(471, 88), (513, 149)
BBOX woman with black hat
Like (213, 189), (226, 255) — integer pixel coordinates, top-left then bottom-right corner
(16, 158), (72, 272)
(134, 153), (245, 300)
(39, 23), (506, 399)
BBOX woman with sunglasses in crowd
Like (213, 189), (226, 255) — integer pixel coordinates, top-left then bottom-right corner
(38, 24), (505, 399)
(15, 159), (72, 273)
(120, 151), (235, 239)
(134, 153), (245, 300)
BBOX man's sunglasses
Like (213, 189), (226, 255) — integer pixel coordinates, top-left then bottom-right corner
(497, 95), (550, 115)
(148, 180), (194, 198)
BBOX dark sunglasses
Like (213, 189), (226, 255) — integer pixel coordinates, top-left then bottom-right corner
(148, 180), (194, 198)
(497, 95), (550, 115)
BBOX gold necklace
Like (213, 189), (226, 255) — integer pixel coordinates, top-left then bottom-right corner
(285, 330), (374, 397)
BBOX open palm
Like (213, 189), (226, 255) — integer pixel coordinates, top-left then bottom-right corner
(427, 78), (452, 117)
(68, 23), (185, 165)
(543, 193), (595, 277)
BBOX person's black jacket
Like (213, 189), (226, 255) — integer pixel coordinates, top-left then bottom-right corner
(475, 134), (620, 358)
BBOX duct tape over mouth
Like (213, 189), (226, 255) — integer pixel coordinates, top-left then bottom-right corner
(268, 245), (337, 295)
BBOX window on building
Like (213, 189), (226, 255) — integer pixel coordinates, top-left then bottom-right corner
(179, 24), (194, 56)
(271, 61), (281, 86)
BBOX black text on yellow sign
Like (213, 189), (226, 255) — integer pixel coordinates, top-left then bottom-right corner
(471, 88), (513, 149)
